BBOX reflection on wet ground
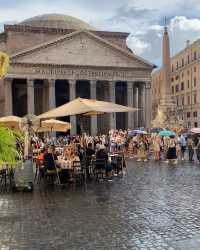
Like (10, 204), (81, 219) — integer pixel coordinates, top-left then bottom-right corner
(1, 160), (200, 249)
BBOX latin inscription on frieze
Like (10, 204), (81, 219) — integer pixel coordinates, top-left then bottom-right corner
(8, 65), (150, 81)
(34, 68), (146, 80)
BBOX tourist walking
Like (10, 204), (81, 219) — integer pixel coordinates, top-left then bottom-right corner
(187, 136), (194, 162)
(166, 136), (177, 164)
(196, 137), (200, 163)
(180, 134), (187, 160)
(152, 136), (161, 160)
(163, 137), (169, 161)
(137, 136), (148, 162)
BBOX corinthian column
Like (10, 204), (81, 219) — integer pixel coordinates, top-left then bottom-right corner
(133, 85), (138, 128)
(127, 81), (134, 129)
(90, 80), (97, 136)
(4, 78), (13, 116)
(48, 79), (56, 109)
(145, 82), (151, 128)
(138, 84), (146, 127)
(69, 79), (76, 135)
(27, 79), (35, 114)
(109, 81), (116, 129)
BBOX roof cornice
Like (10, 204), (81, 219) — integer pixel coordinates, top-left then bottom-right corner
(4, 24), (129, 38)
(10, 62), (151, 70)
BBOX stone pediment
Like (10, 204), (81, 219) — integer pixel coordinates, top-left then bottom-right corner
(11, 30), (153, 69)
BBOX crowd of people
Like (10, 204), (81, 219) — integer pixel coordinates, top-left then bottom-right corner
(31, 129), (200, 178)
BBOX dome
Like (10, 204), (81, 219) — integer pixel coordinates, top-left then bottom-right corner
(20, 14), (96, 30)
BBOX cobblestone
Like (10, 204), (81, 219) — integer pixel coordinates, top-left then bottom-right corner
(0, 160), (200, 249)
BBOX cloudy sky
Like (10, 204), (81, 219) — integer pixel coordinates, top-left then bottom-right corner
(1, 0), (200, 66)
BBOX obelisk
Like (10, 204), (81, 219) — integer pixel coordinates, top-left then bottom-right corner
(161, 25), (171, 102)
(152, 23), (178, 128)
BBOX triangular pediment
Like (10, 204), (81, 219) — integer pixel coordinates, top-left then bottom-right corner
(11, 30), (153, 69)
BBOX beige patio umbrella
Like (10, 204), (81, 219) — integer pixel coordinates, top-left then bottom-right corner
(38, 98), (137, 119)
(0, 115), (23, 131)
(34, 119), (71, 133)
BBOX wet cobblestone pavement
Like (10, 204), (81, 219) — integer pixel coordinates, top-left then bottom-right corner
(1, 160), (200, 249)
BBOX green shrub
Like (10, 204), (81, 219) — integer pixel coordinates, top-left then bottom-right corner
(0, 125), (24, 165)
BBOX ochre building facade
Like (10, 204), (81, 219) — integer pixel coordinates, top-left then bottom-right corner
(152, 39), (200, 128)
(0, 14), (153, 135)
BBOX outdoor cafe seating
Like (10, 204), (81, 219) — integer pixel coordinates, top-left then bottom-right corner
(32, 145), (125, 186)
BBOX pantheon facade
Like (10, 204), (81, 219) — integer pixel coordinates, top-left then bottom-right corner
(0, 14), (154, 135)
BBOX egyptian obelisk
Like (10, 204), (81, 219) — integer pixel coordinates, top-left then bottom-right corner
(152, 23), (178, 128)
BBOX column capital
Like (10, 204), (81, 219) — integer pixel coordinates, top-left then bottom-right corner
(145, 81), (151, 89)
(90, 80), (97, 86)
(27, 79), (34, 88)
(127, 81), (134, 89)
(4, 77), (13, 85)
(48, 79), (55, 87)
(68, 79), (76, 85)
(109, 81), (116, 87)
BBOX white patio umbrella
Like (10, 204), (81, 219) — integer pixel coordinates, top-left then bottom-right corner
(0, 115), (23, 131)
(37, 97), (137, 119)
(34, 119), (71, 133)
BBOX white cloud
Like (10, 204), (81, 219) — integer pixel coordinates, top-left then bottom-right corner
(127, 36), (150, 55)
(170, 16), (200, 31)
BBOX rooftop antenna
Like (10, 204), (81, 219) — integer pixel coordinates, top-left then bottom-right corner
(164, 16), (168, 32)
(164, 16), (167, 26)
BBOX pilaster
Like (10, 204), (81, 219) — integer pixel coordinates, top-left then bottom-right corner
(4, 78), (13, 116)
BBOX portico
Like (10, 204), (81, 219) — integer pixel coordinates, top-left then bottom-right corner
(5, 65), (151, 133)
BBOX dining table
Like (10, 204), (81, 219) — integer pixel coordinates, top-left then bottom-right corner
(56, 156), (74, 169)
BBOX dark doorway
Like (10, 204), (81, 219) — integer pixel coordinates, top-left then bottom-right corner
(115, 82), (127, 130)
(55, 80), (70, 135)
(76, 80), (90, 134)
(12, 79), (27, 117)
(34, 79), (45, 116)
(96, 81), (110, 134)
